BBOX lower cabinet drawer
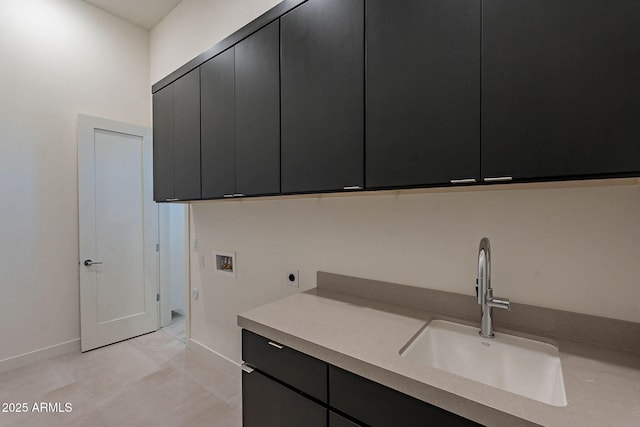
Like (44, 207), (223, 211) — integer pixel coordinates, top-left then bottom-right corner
(242, 370), (327, 427)
(329, 366), (481, 427)
(242, 329), (327, 403)
(330, 410), (363, 427)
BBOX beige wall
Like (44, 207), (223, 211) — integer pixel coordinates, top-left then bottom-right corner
(189, 184), (640, 363)
(150, 0), (281, 84)
(151, 0), (640, 366)
(0, 0), (150, 363)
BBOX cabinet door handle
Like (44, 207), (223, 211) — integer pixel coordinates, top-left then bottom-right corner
(483, 176), (513, 183)
(268, 341), (284, 349)
(450, 178), (476, 184)
(223, 194), (235, 198)
(343, 186), (362, 190)
(165, 198), (179, 202)
(241, 363), (255, 374)
(233, 194), (245, 197)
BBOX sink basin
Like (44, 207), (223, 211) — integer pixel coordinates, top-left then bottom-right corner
(400, 320), (567, 407)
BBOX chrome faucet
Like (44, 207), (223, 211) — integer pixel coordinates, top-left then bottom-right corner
(477, 237), (510, 338)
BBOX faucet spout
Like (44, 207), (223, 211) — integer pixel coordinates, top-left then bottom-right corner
(477, 237), (510, 338)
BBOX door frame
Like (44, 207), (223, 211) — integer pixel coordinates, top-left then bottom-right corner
(77, 114), (158, 351)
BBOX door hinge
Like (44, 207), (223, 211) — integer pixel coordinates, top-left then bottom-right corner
(156, 243), (160, 252)
(156, 293), (160, 302)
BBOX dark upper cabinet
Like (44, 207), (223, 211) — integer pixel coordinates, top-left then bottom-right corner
(366, 0), (481, 189)
(482, 0), (640, 181)
(152, 84), (174, 201)
(281, 0), (364, 194)
(235, 20), (280, 196)
(154, 0), (640, 201)
(201, 21), (280, 199)
(201, 48), (236, 199)
(173, 69), (201, 200)
(152, 69), (201, 202)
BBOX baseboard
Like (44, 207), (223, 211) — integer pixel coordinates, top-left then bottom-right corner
(186, 338), (241, 379)
(0, 339), (81, 375)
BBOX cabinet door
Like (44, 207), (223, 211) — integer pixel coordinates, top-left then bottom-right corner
(173, 68), (201, 200)
(329, 366), (479, 426)
(242, 370), (327, 427)
(235, 21), (280, 196)
(482, 0), (640, 180)
(366, 0), (481, 189)
(281, 0), (364, 193)
(152, 84), (175, 201)
(201, 48), (236, 199)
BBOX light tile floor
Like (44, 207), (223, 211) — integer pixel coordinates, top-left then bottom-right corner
(163, 311), (186, 343)
(0, 330), (241, 427)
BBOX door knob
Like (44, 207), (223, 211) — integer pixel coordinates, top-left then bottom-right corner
(83, 259), (103, 266)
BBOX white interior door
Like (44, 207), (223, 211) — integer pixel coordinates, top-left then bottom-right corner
(78, 114), (158, 352)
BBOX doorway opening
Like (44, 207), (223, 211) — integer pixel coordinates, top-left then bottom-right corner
(164, 310), (186, 343)
(159, 203), (189, 344)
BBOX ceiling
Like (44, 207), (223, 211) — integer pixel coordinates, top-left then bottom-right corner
(83, 0), (183, 30)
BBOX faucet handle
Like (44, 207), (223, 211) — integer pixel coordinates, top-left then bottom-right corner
(487, 290), (511, 311)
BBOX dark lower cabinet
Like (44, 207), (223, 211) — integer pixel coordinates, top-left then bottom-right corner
(366, 0), (481, 189)
(242, 329), (327, 403)
(280, 0), (364, 194)
(242, 370), (326, 427)
(152, 68), (201, 202)
(241, 330), (480, 427)
(330, 411), (362, 427)
(329, 366), (480, 427)
(482, 0), (640, 181)
(242, 329), (328, 427)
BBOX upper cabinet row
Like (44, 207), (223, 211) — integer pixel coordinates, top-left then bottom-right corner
(200, 20), (280, 199)
(152, 0), (640, 202)
(153, 68), (201, 202)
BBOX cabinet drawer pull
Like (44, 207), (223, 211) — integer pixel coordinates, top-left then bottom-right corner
(343, 186), (362, 190)
(241, 363), (255, 374)
(450, 178), (476, 184)
(268, 341), (284, 349)
(223, 194), (235, 198)
(483, 176), (513, 183)
(233, 193), (245, 197)
(165, 198), (179, 201)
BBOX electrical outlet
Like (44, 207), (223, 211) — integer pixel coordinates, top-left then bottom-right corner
(286, 270), (299, 287)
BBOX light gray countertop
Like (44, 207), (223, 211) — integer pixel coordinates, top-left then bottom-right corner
(238, 286), (640, 426)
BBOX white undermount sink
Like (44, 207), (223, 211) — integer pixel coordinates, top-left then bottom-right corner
(400, 320), (567, 407)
